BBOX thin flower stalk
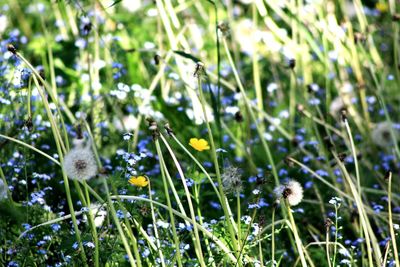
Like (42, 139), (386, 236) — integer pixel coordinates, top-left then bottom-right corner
(84, 123), (138, 267)
(31, 74), (88, 266)
(155, 140), (192, 267)
(147, 183), (167, 267)
(222, 37), (278, 186)
(343, 118), (361, 192)
(102, 177), (136, 267)
(159, 134), (208, 265)
(170, 134), (238, 232)
(286, 203), (307, 267)
(112, 195), (238, 263)
(197, 73), (240, 261)
(333, 152), (381, 266)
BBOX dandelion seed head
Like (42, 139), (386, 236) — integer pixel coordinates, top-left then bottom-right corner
(329, 97), (346, 119)
(274, 180), (303, 206)
(221, 165), (242, 193)
(63, 144), (97, 181)
(371, 121), (399, 148)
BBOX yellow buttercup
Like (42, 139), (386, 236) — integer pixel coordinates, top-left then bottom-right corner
(128, 175), (149, 187)
(189, 138), (210, 152)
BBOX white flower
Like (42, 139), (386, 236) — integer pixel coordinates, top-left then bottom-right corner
(0, 179), (7, 200)
(274, 180), (304, 206)
(329, 197), (342, 206)
(83, 203), (107, 227)
(371, 122), (399, 148)
(0, 15), (8, 34)
(63, 139), (98, 181)
(121, 0), (142, 13)
(113, 115), (138, 132)
(329, 97), (345, 118)
(338, 247), (351, 257)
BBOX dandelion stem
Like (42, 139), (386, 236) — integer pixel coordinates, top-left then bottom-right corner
(271, 206), (276, 267)
(111, 195), (238, 263)
(155, 140), (187, 267)
(159, 134), (206, 266)
(31, 74), (88, 266)
(286, 202), (307, 267)
(83, 180), (99, 267)
(102, 178), (136, 267)
(197, 73), (240, 262)
(147, 182), (167, 267)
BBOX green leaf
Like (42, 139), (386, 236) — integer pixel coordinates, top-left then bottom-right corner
(107, 0), (123, 8)
(173, 50), (201, 63)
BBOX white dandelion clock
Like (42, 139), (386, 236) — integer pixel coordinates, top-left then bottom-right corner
(329, 97), (346, 119)
(63, 139), (98, 181)
(0, 179), (7, 200)
(371, 122), (399, 148)
(274, 180), (303, 206)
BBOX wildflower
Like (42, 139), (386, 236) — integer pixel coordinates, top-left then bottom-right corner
(371, 122), (399, 148)
(0, 15), (7, 34)
(221, 165), (242, 193)
(376, 2), (388, 13)
(63, 139), (98, 181)
(113, 115), (138, 132)
(0, 179), (7, 200)
(329, 197), (342, 206)
(274, 180), (304, 206)
(189, 138), (210, 152)
(128, 175), (149, 187)
(83, 203), (107, 227)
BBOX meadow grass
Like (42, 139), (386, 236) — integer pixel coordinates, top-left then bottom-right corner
(0, 0), (400, 266)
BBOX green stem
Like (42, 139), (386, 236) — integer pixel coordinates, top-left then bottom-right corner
(155, 140), (184, 267)
(102, 178), (136, 267)
(286, 203), (307, 267)
(197, 74), (240, 262)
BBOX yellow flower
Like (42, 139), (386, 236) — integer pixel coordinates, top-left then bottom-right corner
(189, 138), (210, 152)
(128, 176), (149, 187)
(376, 2), (388, 13)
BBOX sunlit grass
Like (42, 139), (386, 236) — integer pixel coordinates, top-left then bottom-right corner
(0, 0), (400, 266)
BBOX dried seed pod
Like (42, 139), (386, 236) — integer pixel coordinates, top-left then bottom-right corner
(340, 109), (347, 122)
(217, 22), (230, 36)
(234, 111), (243, 123)
(338, 153), (346, 162)
(7, 44), (17, 54)
(288, 59), (296, 69)
(164, 122), (174, 136)
(25, 117), (33, 132)
(154, 54), (161, 65)
(193, 62), (204, 78)
(284, 156), (294, 167)
(38, 69), (46, 86)
(325, 218), (333, 229)
(384, 170), (391, 181)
